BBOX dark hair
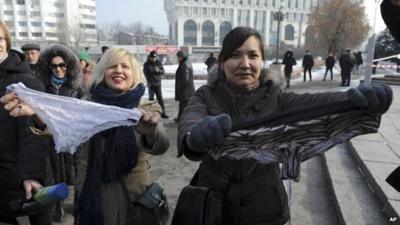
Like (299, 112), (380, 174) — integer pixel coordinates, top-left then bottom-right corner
(101, 46), (109, 53)
(218, 27), (265, 64)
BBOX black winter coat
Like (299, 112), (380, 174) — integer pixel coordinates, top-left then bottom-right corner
(325, 56), (335, 68)
(175, 59), (195, 102)
(302, 54), (314, 68)
(381, 0), (400, 43)
(178, 69), (348, 225)
(143, 59), (165, 86)
(0, 50), (48, 217)
(282, 54), (297, 72)
(339, 53), (355, 73)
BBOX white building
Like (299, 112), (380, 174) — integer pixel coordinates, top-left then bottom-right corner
(164, 0), (319, 49)
(0, 0), (97, 48)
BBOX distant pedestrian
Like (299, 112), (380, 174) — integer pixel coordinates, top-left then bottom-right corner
(175, 50), (195, 122)
(302, 50), (314, 82)
(21, 43), (44, 83)
(282, 50), (297, 88)
(354, 51), (363, 75)
(143, 50), (169, 118)
(339, 49), (355, 86)
(97, 45), (109, 63)
(323, 53), (335, 81)
(205, 52), (217, 72)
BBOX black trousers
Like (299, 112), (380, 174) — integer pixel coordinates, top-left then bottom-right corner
(148, 85), (166, 114)
(177, 100), (188, 122)
(0, 210), (51, 225)
(284, 69), (292, 87)
(303, 67), (312, 81)
(323, 67), (333, 80)
(340, 69), (351, 86)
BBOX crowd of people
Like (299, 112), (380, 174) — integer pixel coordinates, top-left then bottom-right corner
(0, 0), (399, 224)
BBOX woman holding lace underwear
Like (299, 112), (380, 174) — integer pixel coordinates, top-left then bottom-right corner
(2, 48), (170, 225)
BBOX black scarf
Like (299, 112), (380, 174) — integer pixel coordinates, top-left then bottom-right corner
(78, 83), (145, 225)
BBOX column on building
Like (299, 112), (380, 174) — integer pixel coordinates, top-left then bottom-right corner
(197, 19), (202, 46)
(264, 9), (270, 47)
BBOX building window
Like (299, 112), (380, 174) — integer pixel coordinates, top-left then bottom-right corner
(54, 2), (64, 8)
(32, 32), (42, 37)
(46, 32), (58, 37)
(31, 21), (41, 27)
(31, 0), (40, 5)
(45, 22), (57, 27)
(202, 7), (207, 16)
(80, 24), (96, 29)
(193, 7), (198, 15)
(184, 6), (189, 15)
(18, 11), (27, 16)
(284, 24), (294, 40)
(4, 11), (13, 16)
(212, 8), (216, 16)
(219, 21), (232, 45)
(183, 19), (197, 46)
(17, 0), (25, 4)
(19, 32), (28, 37)
(202, 20), (215, 46)
(221, 8), (225, 16)
(5, 0), (12, 5)
(18, 21), (27, 27)
(31, 11), (41, 16)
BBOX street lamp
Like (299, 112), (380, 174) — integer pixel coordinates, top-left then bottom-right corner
(274, 2), (285, 64)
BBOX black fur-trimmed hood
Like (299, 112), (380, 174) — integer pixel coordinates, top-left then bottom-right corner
(206, 66), (283, 88)
(39, 43), (82, 90)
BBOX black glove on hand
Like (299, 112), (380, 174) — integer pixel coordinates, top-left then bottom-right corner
(185, 114), (232, 152)
(347, 82), (393, 114)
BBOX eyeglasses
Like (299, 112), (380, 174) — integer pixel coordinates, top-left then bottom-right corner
(49, 63), (67, 69)
(0, 37), (6, 42)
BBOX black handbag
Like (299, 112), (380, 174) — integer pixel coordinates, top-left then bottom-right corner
(121, 181), (169, 225)
(170, 185), (222, 225)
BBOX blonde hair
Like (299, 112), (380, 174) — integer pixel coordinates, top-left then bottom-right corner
(0, 21), (12, 50)
(92, 48), (145, 89)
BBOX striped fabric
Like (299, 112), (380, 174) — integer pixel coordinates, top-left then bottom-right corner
(210, 110), (380, 181)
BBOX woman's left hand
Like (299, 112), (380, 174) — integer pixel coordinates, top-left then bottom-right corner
(134, 109), (159, 139)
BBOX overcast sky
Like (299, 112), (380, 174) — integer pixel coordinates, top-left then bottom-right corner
(96, 0), (386, 36)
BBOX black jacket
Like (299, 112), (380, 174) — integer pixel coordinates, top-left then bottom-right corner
(339, 52), (355, 72)
(302, 53), (314, 68)
(178, 68), (348, 225)
(282, 52), (297, 71)
(0, 50), (48, 217)
(325, 56), (336, 68)
(143, 59), (165, 86)
(175, 59), (195, 102)
(381, 0), (400, 43)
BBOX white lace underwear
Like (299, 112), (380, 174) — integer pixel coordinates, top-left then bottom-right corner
(7, 83), (142, 154)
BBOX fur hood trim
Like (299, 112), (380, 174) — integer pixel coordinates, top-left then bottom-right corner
(39, 43), (82, 90)
(207, 66), (283, 88)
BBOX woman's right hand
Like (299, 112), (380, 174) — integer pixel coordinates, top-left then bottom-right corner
(0, 93), (36, 117)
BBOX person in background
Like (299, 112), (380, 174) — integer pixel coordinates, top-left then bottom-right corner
(205, 52), (218, 72)
(0, 20), (51, 225)
(323, 53), (335, 81)
(97, 45), (109, 63)
(177, 26), (392, 225)
(143, 50), (169, 118)
(339, 49), (355, 87)
(302, 50), (314, 82)
(1, 48), (170, 225)
(21, 43), (44, 83)
(354, 51), (363, 75)
(282, 50), (297, 88)
(174, 50), (195, 123)
(82, 60), (95, 94)
(39, 43), (84, 222)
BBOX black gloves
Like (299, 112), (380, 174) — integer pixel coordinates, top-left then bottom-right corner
(347, 82), (393, 114)
(185, 114), (232, 152)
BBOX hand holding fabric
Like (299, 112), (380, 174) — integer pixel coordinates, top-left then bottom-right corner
(186, 114), (232, 152)
(347, 82), (393, 114)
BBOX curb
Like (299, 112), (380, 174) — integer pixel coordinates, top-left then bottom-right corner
(346, 141), (400, 224)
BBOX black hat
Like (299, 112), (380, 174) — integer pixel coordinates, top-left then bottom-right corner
(177, 50), (188, 59)
(21, 43), (40, 51)
(149, 51), (157, 58)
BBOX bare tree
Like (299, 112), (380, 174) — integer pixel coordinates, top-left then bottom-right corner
(305, 0), (370, 55)
(56, 17), (88, 51)
(98, 21), (160, 44)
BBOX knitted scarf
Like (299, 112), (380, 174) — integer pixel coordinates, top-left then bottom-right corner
(78, 83), (145, 225)
(50, 74), (67, 87)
